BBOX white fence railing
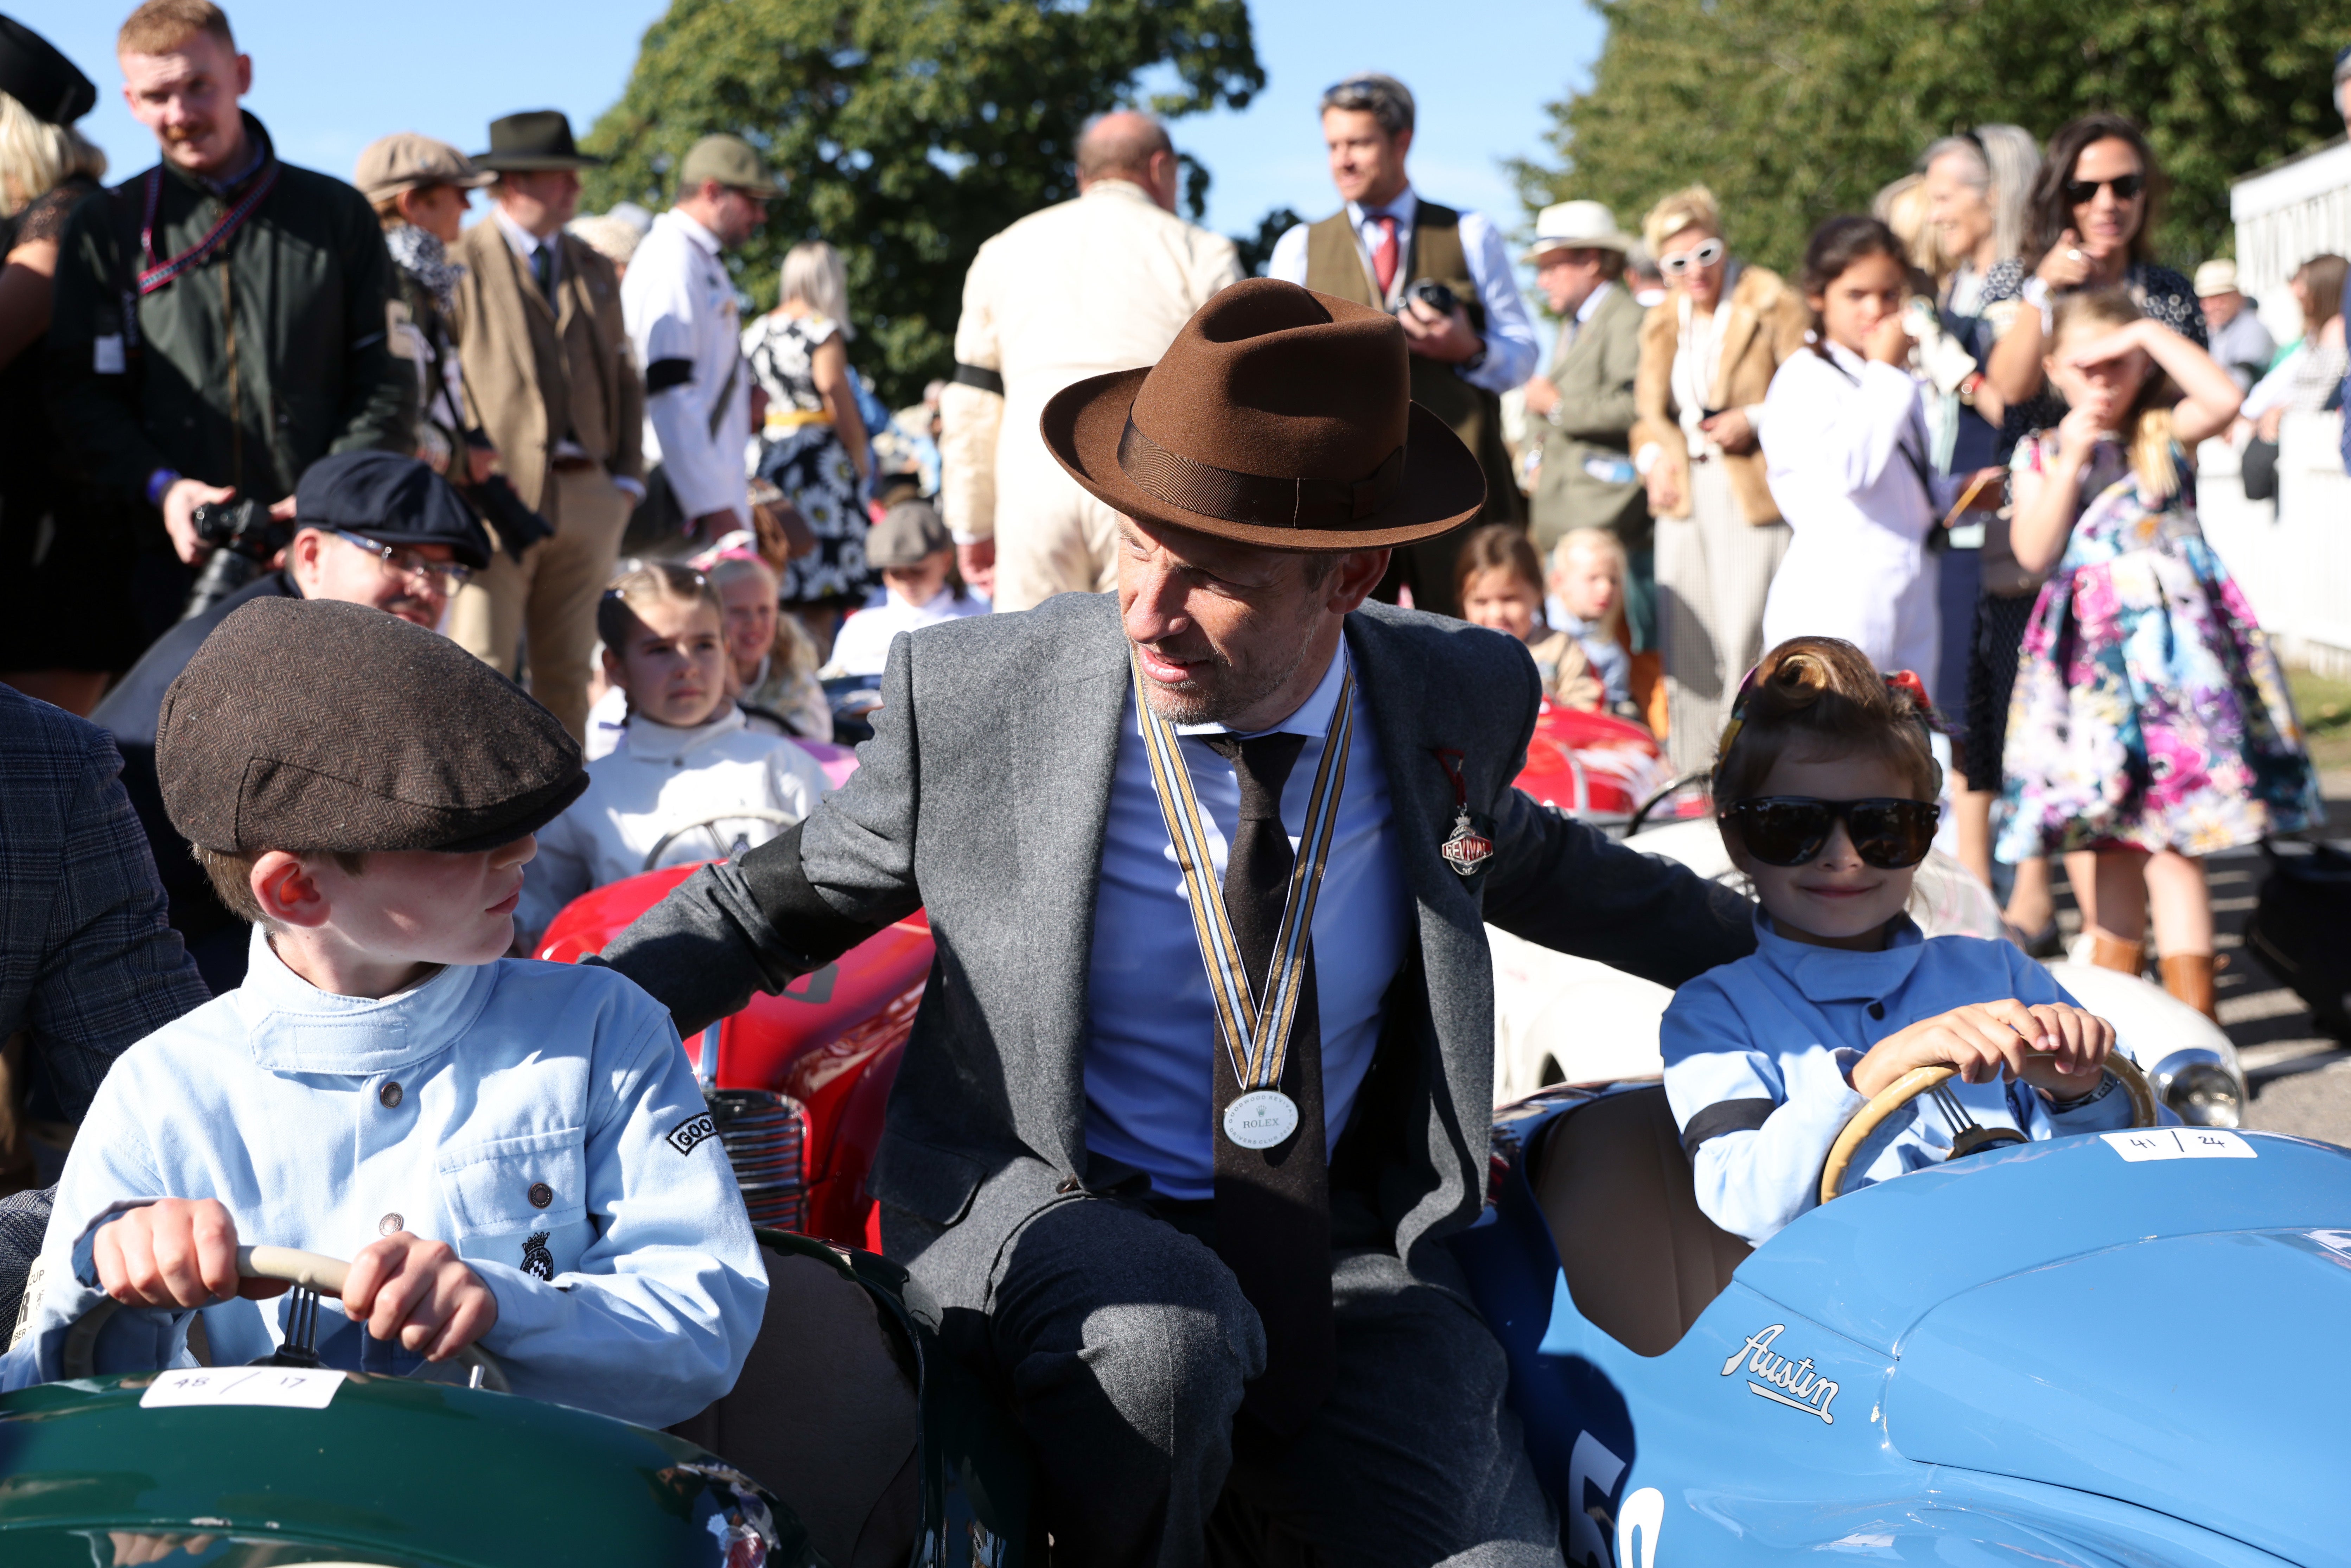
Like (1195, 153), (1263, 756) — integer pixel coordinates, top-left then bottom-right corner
(2197, 412), (2351, 679)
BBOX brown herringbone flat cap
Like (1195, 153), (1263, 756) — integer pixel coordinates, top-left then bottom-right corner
(157, 598), (586, 854)
(1039, 277), (1485, 550)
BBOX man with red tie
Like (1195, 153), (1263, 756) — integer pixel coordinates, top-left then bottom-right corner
(1267, 72), (1540, 617)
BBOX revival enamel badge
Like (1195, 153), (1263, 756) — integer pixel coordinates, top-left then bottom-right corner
(1441, 809), (1493, 877)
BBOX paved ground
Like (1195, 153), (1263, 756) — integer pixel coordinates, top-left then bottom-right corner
(2047, 777), (2351, 1146)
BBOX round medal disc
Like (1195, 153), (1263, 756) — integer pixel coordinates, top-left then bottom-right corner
(1223, 1089), (1302, 1150)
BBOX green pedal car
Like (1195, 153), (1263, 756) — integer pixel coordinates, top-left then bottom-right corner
(0, 1230), (1041, 1568)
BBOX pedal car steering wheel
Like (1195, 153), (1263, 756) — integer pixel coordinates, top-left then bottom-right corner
(642, 808), (798, 872)
(1819, 1053), (2158, 1204)
(60, 1244), (510, 1393)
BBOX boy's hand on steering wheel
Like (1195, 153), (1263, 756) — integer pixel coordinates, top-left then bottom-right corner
(343, 1232), (499, 1363)
(1851, 998), (2077, 1098)
(94, 1199), (290, 1310)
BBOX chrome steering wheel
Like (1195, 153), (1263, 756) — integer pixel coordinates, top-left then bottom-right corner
(642, 808), (798, 872)
(61, 1244), (510, 1392)
(1819, 1053), (2159, 1204)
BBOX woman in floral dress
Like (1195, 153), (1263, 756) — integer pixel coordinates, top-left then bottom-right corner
(1997, 289), (2320, 1018)
(744, 240), (872, 625)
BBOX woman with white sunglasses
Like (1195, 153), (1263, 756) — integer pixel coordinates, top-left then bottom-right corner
(1630, 184), (1814, 773)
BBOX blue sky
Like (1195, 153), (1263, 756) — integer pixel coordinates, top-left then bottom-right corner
(24, 0), (1606, 244)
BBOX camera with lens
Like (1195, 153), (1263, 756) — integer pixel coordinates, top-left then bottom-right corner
(181, 497), (297, 623)
(1396, 278), (1459, 318)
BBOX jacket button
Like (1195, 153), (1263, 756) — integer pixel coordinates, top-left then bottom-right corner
(379, 1213), (404, 1237)
(1867, 1002), (1885, 1020)
(528, 1182), (554, 1209)
(1056, 1176), (1082, 1195)
(378, 1081), (403, 1109)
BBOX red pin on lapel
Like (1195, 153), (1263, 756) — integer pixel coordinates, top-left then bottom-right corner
(1433, 748), (1492, 877)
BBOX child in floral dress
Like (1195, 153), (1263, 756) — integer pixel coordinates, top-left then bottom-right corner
(1996, 288), (2321, 1017)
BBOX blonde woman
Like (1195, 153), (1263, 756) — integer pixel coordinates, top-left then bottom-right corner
(744, 240), (873, 614)
(1629, 185), (1811, 772)
(0, 22), (120, 715)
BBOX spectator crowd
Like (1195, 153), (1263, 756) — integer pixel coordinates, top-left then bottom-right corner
(0, 0), (2345, 1181)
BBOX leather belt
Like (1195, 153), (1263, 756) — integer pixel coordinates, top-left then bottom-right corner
(550, 454), (602, 473)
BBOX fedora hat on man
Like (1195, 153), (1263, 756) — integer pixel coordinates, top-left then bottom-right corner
(1040, 278), (1485, 551)
(474, 110), (604, 173)
(1521, 200), (1639, 263)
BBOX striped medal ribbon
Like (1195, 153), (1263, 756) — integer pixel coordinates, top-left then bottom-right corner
(1129, 656), (1356, 1151)
(136, 160), (281, 297)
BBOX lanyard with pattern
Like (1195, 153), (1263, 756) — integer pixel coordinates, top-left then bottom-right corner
(137, 160), (279, 297)
(1129, 656), (1355, 1137)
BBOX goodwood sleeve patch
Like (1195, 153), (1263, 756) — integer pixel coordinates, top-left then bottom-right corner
(667, 1111), (718, 1157)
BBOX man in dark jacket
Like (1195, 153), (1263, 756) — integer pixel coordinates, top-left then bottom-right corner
(46, 1), (410, 641)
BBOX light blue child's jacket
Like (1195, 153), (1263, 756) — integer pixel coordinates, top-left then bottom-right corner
(1662, 912), (2142, 1247)
(3, 928), (766, 1429)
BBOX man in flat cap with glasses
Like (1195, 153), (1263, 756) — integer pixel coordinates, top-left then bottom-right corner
(595, 278), (1752, 1565)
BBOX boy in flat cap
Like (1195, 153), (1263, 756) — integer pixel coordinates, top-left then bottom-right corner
(4, 598), (766, 1429)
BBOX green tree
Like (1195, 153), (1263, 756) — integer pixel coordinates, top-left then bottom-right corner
(585, 0), (1262, 405)
(1516, 0), (2351, 276)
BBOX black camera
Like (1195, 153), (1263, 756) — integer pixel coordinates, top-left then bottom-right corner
(1397, 278), (1459, 318)
(181, 497), (296, 622)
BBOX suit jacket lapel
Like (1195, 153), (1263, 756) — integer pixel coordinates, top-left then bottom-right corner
(1344, 612), (1480, 928)
(1015, 595), (1129, 1167)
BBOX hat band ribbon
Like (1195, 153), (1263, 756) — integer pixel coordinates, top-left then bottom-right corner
(1118, 416), (1404, 530)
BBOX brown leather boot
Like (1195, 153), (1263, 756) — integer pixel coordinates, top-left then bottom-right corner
(2160, 954), (2219, 1021)
(2089, 933), (2144, 975)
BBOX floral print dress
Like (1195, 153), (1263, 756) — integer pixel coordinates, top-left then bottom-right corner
(744, 311), (870, 605)
(1995, 436), (2321, 861)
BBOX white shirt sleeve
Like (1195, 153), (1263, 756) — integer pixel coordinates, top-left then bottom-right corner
(625, 235), (742, 521)
(1760, 353), (1924, 496)
(1457, 209), (1540, 395)
(1264, 222), (1313, 286)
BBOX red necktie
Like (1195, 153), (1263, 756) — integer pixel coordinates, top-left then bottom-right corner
(1370, 213), (1399, 298)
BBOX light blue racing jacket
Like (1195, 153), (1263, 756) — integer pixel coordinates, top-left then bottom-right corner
(2, 928), (765, 1429)
(1662, 914), (2144, 1247)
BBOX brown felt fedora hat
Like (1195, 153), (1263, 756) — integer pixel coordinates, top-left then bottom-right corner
(1040, 278), (1485, 551)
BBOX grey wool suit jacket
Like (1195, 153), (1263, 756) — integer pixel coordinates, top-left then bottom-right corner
(597, 592), (1753, 1275)
(1530, 283), (1650, 555)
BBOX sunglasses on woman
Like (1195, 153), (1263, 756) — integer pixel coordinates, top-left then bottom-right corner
(2063, 172), (2145, 206)
(1719, 796), (1941, 869)
(1657, 238), (1726, 276)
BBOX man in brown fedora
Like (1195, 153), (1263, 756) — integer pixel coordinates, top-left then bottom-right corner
(595, 279), (1753, 1564)
(450, 109), (645, 742)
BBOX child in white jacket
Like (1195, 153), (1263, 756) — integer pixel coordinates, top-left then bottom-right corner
(520, 560), (833, 946)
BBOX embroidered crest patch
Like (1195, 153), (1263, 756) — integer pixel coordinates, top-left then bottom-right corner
(521, 1231), (554, 1281)
(667, 1110), (718, 1157)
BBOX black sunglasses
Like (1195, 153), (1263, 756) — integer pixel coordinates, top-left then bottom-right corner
(2063, 172), (2146, 206)
(1720, 796), (1941, 869)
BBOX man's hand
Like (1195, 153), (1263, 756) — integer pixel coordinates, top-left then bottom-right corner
(957, 537), (995, 599)
(342, 1231), (499, 1362)
(1522, 374), (1560, 420)
(93, 1198), (288, 1309)
(690, 508), (746, 543)
(160, 478), (236, 565)
(1850, 998), (2113, 1099)
(1400, 298), (1482, 364)
(267, 496), (297, 522)
(466, 444), (499, 486)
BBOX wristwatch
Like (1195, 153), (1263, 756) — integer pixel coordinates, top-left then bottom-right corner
(1462, 338), (1488, 374)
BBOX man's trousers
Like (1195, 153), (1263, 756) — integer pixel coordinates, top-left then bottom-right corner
(450, 465), (633, 742)
(884, 1156), (1561, 1568)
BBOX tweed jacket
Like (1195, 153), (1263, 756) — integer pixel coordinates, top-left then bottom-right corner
(598, 594), (1754, 1276)
(452, 219), (644, 521)
(1630, 264), (1811, 527)
(0, 685), (209, 1123)
(1531, 283), (1650, 553)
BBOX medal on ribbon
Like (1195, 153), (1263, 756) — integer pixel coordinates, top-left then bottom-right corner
(1131, 657), (1355, 1152)
(1432, 748), (1492, 877)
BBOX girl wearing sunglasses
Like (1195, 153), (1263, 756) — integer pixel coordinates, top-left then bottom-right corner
(1659, 637), (2127, 1247)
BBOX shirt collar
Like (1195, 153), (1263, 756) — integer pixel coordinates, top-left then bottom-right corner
(1576, 281), (1613, 324)
(181, 111), (272, 197)
(1348, 186), (1419, 233)
(664, 207), (723, 256)
(236, 926), (498, 1075)
(623, 701), (747, 761)
(1174, 638), (1350, 742)
(1751, 908), (1929, 1002)
(492, 205), (552, 259)
(1082, 178), (1156, 206)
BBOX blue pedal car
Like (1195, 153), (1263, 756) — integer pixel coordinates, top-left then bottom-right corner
(1453, 1080), (2351, 1567)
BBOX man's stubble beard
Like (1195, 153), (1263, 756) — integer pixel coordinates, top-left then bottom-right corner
(1134, 610), (1321, 729)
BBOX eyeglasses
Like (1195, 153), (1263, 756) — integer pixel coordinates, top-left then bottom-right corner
(1657, 238), (1726, 276)
(336, 529), (472, 588)
(1719, 796), (1941, 869)
(2063, 172), (2146, 206)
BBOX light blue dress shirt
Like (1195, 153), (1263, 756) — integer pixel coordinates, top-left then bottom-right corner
(1662, 913), (2145, 1247)
(1267, 186), (1540, 397)
(3, 928), (767, 1429)
(1084, 643), (1413, 1200)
